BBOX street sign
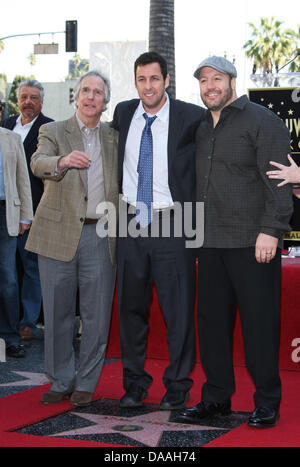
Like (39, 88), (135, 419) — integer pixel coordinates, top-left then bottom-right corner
(34, 43), (59, 54)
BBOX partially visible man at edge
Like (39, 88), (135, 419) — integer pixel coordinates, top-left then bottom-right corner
(1, 79), (53, 342)
(0, 127), (33, 357)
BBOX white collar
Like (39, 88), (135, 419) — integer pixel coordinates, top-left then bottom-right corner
(135, 92), (170, 123)
(16, 114), (38, 127)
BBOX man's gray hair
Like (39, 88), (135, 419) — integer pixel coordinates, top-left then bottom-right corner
(17, 79), (45, 102)
(74, 70), (111, 111)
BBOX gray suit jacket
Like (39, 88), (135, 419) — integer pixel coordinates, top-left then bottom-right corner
(0, 127), (33, 236)
(26, 115), (118, 263)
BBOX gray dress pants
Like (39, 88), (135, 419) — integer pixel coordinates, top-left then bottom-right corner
(38, 224), (116, 393)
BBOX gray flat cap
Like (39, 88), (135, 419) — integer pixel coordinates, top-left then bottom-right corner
(194, 56), (237, 79)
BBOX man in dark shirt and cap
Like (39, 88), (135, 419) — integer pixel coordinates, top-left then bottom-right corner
(178, 56), (293, 428)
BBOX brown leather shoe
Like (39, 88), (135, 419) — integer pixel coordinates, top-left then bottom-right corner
(20, 326), (34, 341)
(70, 391), (93, 407)
(40, 390), (71, 405)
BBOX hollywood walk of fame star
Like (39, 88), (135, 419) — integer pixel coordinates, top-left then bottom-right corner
(0, 371), (49, 387)
(51, 410), (225, 447)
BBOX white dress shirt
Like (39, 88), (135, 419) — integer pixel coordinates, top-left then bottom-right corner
(123, 94), (173, 209)
(13, 115), (38, 142)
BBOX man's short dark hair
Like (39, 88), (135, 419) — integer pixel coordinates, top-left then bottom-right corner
(134, 52), (168, 80)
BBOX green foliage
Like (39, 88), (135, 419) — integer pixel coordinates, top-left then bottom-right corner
(0, 74), (7, 108)
(288, 24), (300, 72)
(0, 73), (7, 91)
(66, 53), (89, 80)
(243, 17), (300, 74)
(28, 53), (36, 66)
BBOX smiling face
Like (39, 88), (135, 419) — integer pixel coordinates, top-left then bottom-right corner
(76, 75), (106, 127)
(199, 67), (236, 112)
(135, 62), (170, 114)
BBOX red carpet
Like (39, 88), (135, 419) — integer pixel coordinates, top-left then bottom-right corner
(0, 363), (128, 447)
(2, 259), (300, 447)
(107, 259), (300, 372)
(1, 359), (300, 447)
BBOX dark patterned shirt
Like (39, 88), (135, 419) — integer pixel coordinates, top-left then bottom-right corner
(196, 95), (293, 248)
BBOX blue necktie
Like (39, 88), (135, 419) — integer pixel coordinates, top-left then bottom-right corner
(136, 113), (157, 227)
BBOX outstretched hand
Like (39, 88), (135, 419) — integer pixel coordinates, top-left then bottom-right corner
(267, 154), (300, 186)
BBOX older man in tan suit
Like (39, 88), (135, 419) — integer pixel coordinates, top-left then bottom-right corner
(26, 71), (118, 407)
(0, 128), (33, 357)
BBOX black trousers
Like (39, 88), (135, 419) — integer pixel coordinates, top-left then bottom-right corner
(117, 213), (196, 392)
(197, 247), (282, 409)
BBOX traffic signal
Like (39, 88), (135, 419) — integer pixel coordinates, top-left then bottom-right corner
(66, 20), (77, 52)
(69, 88), (75, 104)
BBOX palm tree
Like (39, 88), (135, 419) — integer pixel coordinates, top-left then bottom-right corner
(66, 53), (89, 80)
(288, 25), (300, 72)
(149, 0), (176, 98)
(243, 17), (299, 77)
(28, 53), (36, 67)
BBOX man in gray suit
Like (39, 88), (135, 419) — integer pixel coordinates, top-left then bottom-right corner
(26, 71), (118, 407)
(0, 128), (33, 357)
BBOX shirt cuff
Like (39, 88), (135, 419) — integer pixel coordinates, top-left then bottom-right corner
(54, 159), (68, 177)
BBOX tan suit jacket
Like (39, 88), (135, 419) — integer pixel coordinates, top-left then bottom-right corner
(26, 115), (118, 264)
(0, 127), (33, 236)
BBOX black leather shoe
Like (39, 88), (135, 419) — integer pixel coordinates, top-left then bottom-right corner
(6, 344), (26, 358)
(248, 407), (280, 428)
(120, 385), (148, 408)
(177, 400), (232, 423)
(160, 389), (190, 410)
